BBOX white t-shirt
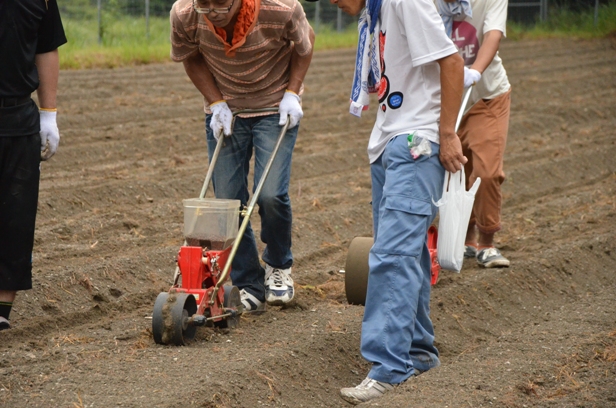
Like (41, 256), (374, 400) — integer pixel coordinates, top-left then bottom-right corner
(367, 0), (459, 164)
(449, 0), (511, 112)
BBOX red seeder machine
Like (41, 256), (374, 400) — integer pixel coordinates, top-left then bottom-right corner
(152, 109), (289, 345)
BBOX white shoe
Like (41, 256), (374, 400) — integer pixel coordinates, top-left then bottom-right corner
(264, 265), (294, 305)
(239, 289), (266, 313)
(340, 377), (395, 405)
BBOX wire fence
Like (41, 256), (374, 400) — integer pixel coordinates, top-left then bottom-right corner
(58, 0), (611, 44)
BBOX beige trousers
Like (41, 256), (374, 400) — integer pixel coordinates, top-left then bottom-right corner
(458, 89), (511, 234)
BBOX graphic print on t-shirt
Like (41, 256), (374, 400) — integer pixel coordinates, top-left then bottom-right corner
(376, 30), (403, 113)
(451, 21), (479, 66)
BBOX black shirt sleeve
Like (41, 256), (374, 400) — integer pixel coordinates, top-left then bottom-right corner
(36, 0), (67, 54)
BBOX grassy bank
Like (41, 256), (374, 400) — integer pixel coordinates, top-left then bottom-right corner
(59, 2), (616, 70)
(60, 17), (361, 69)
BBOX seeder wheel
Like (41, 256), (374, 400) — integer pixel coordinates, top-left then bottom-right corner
(152, 292), (198, 346)
(214, 285), (243, 329)
(345, 237), (373, 306)
(344, 230), (440, 306)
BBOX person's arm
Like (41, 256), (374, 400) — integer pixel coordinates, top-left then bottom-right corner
(437, 52), (467, 173)
(35, 50), (60, 109)
(36, 49), (62, 160)
(182, 52), (235, 138)
(286, 25), (315, 94)
(470, 29), (502, 74)
(182, 52), (224, 104)
(278, 23), (314, 128)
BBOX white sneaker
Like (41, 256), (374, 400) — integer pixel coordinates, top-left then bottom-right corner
(239, 289), (266, 313)
(264, 265), (294, 305)
(340, 377), (395, 405)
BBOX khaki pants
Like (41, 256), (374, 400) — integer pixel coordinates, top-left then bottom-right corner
(458, 89), (511, 234)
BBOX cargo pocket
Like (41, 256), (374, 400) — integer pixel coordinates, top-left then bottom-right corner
(373, 195), (433, 257)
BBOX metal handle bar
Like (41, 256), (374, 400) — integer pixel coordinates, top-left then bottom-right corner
(455, 86), (473, 133)
(209, 112), (291, 305)
(173, 108), (282, 287)
(199, 108), (281, 199)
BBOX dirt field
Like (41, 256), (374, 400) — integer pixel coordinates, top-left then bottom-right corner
(1, 37), (615, 408)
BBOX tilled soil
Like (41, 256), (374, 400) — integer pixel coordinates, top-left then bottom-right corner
(1, 37), (615, 408)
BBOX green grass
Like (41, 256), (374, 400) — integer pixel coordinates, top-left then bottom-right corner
(60, 2), (616, 70)
(507, 1), (616, 40)
(313, 26), (358, 50)
(61, 16), (173, 69)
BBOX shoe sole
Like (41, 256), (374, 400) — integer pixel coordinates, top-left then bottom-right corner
(265, 295), (294, 306)
(479, 259), (510, 268)
(265, 289), (294, 306)
(241, 301), (267, 315)
(242, 306), (267, 315)
(340, 395), (363, 405)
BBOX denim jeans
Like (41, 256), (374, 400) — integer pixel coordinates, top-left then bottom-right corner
(205, 114), (297, 301)
(362, 134), (444, 384)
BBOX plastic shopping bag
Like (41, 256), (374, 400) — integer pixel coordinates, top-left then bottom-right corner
(434, 168), (481, 272)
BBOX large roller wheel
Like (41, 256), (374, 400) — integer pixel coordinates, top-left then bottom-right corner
(152, 292), (197, 345)
(345, 237), (373, 306)
(214, 285), (243, 329)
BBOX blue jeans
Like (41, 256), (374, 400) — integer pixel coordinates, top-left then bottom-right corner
(205, 114), (297, 301)
(361, 134), (444, 384)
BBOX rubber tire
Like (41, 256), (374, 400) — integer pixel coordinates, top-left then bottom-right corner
(345, 237), (373, 306)
(152, 292), (197, 345)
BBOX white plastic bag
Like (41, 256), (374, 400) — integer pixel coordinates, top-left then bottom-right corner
(434, 168), (481, 272)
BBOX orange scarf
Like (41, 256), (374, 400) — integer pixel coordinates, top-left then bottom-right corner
(213, 0), (256, 56)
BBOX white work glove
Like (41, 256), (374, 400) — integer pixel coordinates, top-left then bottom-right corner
(464, 67), (482, 88)
(278, 90), (303, 128)
(209, 101), (233, 141)
(39, 109), (60, 161)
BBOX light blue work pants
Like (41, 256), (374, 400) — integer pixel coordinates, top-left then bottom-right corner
(205, 114), (297, 301)
(362, 134), (444, 384)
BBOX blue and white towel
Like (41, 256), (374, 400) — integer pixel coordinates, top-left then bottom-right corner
(437, 0), (472, 38)
(349, 0), (382, 118)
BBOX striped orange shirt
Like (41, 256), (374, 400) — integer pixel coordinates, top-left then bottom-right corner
(171, 0), (313, 112)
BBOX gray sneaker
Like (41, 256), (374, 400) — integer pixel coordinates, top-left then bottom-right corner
(340, 377), (395, 405)
(464, 245), (477, 259)
(476, 247), (510, 268)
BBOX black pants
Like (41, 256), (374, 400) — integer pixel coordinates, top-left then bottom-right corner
(0, 134), (41, 291)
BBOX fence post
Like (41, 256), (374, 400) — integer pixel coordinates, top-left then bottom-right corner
(146, 0), (151, 39)
(540, 0), (548, 22)
(314, 1), (320, 32)
(337, 8), (342, 32)
(98, 0), (103, 44)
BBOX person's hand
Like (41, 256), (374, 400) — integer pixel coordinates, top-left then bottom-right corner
(438, 130), (468, 173)
(209, 101), (233, 141)
(464, 67), (482, 88)
(278, 91), (303, 128)
(40, 109), (60, 160)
